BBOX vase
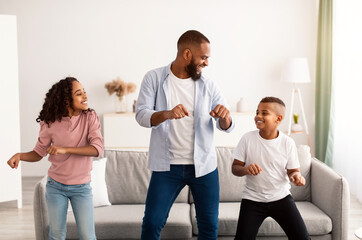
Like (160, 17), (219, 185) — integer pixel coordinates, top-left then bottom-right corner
(115, 95), (127, 113)
(291, 123), (303, 132)
(236, 97), (247, 112)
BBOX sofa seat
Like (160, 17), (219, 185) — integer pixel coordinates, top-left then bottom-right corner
(63, 203), (192, 239)
(191, 202), (332, 237)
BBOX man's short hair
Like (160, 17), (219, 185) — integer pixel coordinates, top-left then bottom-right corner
(177, 30), (210, 50)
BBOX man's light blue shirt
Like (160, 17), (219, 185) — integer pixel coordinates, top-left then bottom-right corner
(135, 63), (235, 177)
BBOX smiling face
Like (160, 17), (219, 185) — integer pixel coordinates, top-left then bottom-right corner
(68, 81), (88, 116)
(254, 102), (283, 132)
(185, 42), (210, 80)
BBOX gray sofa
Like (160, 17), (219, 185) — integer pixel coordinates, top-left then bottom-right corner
(33, 147), (350, 240)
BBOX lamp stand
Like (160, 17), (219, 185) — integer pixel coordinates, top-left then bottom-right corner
(287, 88), (310, 146)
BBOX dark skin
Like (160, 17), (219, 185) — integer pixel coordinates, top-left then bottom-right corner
(7, 82), (99, 169)
(151, 41), (232, 130)
(231, 102), (305, 186)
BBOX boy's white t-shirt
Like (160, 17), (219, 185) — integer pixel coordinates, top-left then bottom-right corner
(233, 130), (299, 202)
(168, 70), (195, 165)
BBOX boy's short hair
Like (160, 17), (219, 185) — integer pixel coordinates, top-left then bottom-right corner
(260, 97), (286, 116)
(260, 97), (286, 107)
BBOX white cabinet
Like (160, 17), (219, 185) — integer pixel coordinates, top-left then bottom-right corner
(0, 15), (22, 208)
(103, 112), (255, 149)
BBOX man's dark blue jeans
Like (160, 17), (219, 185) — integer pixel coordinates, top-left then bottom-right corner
(141, 165), (219, 240)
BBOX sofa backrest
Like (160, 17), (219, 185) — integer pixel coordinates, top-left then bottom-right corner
(216, 146), (312, 202)
(104, 150), (189, 204)
(104, 145), (311, 204)
(290, 145), (311, 201)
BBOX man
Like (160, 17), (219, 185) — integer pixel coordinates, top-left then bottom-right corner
(135, 30), (234, 240)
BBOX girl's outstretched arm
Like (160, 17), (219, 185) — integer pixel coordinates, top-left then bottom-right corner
(7, 151), (42, 169)
(47, 145), (99, 157)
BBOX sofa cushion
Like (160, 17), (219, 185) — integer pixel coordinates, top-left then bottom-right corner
(91, 157), (111, 207)
(290, 145), (312, 201)
(64, 203), (192, 239)
(217, 147), (245, 202)
(104, 150), (189, 204)
(191, 202), (332, 236)
(188, 147), (245, 203)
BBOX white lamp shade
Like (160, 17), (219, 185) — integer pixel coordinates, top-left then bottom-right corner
(280, 58), (311, 83)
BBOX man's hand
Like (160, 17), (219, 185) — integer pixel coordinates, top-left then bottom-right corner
(7, 153), (20, 169)
(168, 104), (190, 120)
(47, 146), (67, 155)
(210, 104), (232, 130)
(246, 163), (262, 176)
(209, 104), (230, 120)
(289, 172), (306, 186)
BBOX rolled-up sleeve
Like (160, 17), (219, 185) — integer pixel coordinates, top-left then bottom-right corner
(135, 73), (157, 128)
(88, 112), (103, 157)
(211, 81), (235, 133)
(33, 122), (51, 157)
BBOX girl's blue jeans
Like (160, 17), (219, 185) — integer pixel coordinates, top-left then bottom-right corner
(141, 165), (219, 240)
(46, 177), (96, 240)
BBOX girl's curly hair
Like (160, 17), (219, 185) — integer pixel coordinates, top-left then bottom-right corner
(36, 77), (92, 126)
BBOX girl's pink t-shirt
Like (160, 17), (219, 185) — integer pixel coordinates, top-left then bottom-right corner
(33, 111), (103, 185)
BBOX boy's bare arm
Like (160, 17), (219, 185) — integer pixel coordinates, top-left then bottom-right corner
(287, 168), (305, 186)
(232, 159), (262, 177)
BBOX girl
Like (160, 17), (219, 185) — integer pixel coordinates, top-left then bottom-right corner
(7, 77), (103, 240)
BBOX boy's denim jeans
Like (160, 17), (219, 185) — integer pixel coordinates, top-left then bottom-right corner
(141, 165), (219, 240)
(46, 177), (96, 240)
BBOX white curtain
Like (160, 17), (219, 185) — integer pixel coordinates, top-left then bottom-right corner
(332, 0), (362, 203)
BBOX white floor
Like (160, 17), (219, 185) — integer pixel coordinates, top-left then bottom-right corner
(0, 177), (361, 240)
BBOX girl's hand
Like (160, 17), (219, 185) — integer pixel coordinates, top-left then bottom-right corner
(246, 163), (262, 176)
(7, 153), (20, 169)
(47, 146), (67, 155)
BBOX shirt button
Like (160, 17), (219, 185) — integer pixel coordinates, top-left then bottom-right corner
(166, 139), (168, 142)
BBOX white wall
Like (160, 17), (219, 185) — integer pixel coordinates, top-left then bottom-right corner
(0, 15), (22, 206)
(0, 0), (318, 176)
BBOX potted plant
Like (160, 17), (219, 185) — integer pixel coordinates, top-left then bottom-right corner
(291, 113), (303, 132)
(105, 77), (136, 113)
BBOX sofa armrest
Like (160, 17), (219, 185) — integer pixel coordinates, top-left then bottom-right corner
(33, 176), (48, 240)
(311, 158), (350, 240)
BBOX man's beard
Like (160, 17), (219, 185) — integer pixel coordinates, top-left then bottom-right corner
(185, 58), (202, 81)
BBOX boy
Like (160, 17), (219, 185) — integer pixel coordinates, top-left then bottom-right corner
(232, 97), (310, 240)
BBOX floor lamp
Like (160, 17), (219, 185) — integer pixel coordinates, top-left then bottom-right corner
(280, 58), (311, 146)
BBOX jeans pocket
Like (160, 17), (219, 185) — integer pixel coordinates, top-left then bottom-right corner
(84, 182), (92, 190)
(47, 177), (54, 185)
(74, 182), (91, 191)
